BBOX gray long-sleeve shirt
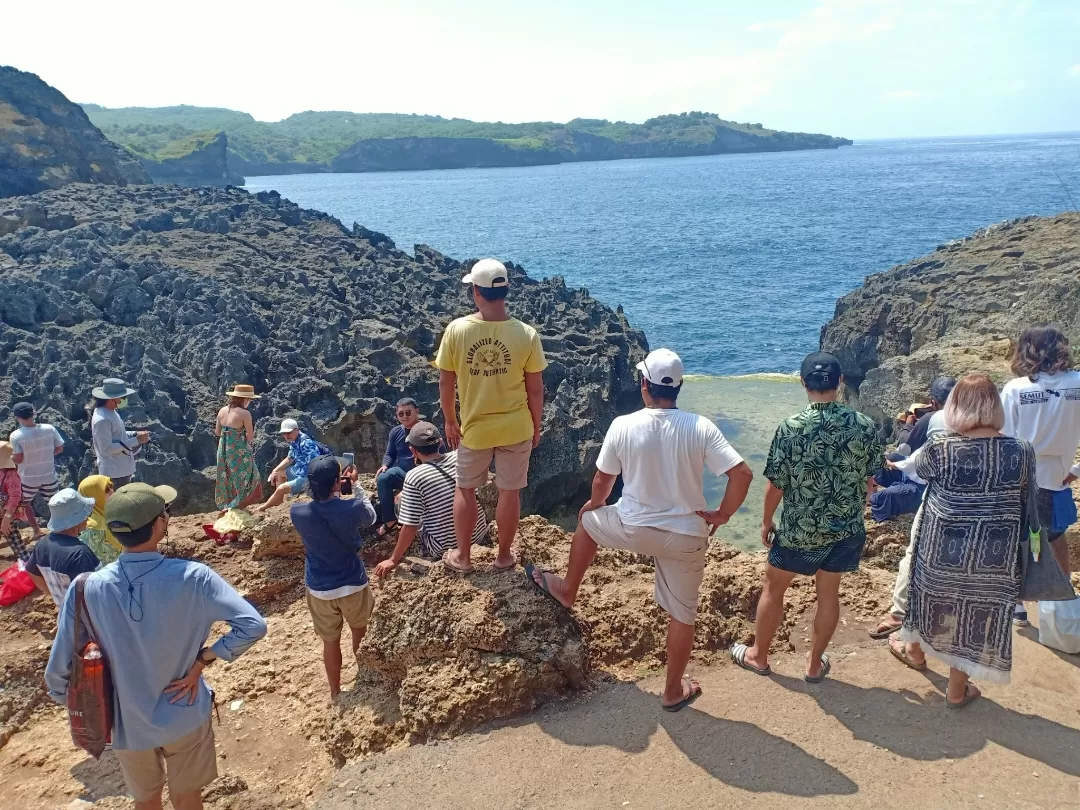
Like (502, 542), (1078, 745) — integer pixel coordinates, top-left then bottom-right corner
(91, 407), (137, 479)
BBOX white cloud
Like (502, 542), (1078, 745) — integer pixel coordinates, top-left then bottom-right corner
(1069, 65), (1080, 78)
(883, 89), (922, 100)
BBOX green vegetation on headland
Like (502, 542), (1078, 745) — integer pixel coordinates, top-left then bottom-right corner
(81, 104), (852, 176)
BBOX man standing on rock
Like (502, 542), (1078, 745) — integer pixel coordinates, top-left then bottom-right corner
(45, 482), (267, 810)
(436, 259), (547, 573)
(290, 456), (376, 699)
(528, 349), (753, 711)
(732, 352), (883, 682)
(9, 401), (64, 538)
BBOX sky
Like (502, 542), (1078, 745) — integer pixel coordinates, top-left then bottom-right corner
(4, 0), (1079, 139)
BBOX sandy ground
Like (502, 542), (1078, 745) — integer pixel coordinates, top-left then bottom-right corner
(0, 508), (1077, 810)
(314, 626), (1080, 810)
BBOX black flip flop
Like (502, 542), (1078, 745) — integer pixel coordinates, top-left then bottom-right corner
(662, 677), (702, 713)
(804, 653), (831, 683)
(524, 563), (570, 613)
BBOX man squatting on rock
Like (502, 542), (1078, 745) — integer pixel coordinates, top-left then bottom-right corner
(529, 349), (754, 711)
(46, 482), (267, 810)
(436, 259), (547, 573)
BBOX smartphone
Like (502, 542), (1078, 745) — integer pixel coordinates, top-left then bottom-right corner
(343, 452), (355, 469)
(766, 528), (777, 547)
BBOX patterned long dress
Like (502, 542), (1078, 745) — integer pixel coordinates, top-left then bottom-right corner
(215, 426), (261, 510)
(899, 434), (1031, 683)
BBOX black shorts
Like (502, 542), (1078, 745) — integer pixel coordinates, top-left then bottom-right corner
(768, 531), (867, 576)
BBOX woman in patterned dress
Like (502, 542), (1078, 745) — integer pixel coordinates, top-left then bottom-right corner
(214, 385), (262, 511)
(890, 375), (1031, 708)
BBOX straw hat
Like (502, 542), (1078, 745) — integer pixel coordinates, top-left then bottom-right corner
(0, 441), (14, 470)
(225, 384), (260, 399)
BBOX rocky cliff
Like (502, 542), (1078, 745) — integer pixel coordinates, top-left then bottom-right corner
(330, 129), (852, 173)
(141, 131), (244, 187)
(0, 66), (148, 198)
(0, 184), (646, 514)
(820, 213), (1080, 425)
(332, 137), (562, 172)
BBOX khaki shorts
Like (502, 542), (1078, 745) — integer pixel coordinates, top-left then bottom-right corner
(582, 505), (707, 625)
(307, 585), (375, 640)
(114, 718), (218, 802)
(456, 439), (532, 490)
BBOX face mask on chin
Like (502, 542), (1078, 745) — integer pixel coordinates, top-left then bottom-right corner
(117, 397), (129, 409)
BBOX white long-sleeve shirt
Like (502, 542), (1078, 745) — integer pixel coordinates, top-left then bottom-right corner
(91, 407), (138, 479)
(1001, 370), (1080, 491)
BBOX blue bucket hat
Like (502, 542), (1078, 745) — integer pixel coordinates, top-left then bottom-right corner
(47, 488), (95, 532)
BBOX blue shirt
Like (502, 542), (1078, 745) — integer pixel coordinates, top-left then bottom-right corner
(382, 425), (416, 472)
(287, 431), (322, 480)
(44, 553), (267, 750)
(290, 495), (376, 593)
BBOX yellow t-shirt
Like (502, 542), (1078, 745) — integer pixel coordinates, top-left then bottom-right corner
(435, 314), (548, 450)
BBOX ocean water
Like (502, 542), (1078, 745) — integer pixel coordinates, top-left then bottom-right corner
(247, 133), (1080, 376)
(246, 134), (1080, 549)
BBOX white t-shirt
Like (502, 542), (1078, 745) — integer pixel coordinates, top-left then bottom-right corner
(596, 408), (744, 537)
(9, 424), (63, 487)
(1001, 370), (1080, 491)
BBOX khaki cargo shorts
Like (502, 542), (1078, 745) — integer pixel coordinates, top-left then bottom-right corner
(456, 439), (532, 490)
(582, 505), (707, 625)
(307, 585), (375, 640)
(114, 717), (218, 802)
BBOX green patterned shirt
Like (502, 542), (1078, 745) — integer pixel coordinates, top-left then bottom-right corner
(764, 401), (884, 550)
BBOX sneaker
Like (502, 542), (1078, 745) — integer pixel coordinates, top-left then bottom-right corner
(1013, 607), (1029, 627)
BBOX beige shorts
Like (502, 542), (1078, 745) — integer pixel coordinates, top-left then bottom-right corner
(456, 439), (532, 490)
(113, 718), (218, 802)
(307, 586), (375, 640)
(582, 505), (707, 625)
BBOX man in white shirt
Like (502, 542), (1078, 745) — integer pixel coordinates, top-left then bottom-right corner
(1001, 325), (1080, 584)
(9, 402), (64, 538)
(527, 349), (753, 712)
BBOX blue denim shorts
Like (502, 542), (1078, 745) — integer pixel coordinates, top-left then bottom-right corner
(287, 476), (309, 496)
(768, 531), (867, 576)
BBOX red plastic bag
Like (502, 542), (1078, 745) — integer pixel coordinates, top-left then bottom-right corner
(0, 561), (35, 606)
(67, 574), (114, 758)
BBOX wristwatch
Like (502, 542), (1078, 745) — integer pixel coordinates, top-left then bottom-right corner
(197, 647), (215, 667)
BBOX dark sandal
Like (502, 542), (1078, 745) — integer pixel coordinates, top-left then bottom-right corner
(524, 563), (571, 613)
(945, 684), (981, 710)
(804, 653), (831, 683)
(730, 642), (772, 676)
(661, 677), (702, 712)
(869, 619), (903, 640)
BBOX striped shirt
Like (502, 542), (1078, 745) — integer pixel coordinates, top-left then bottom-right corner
(397, 451), (488, 558)
(9, 424), (62, 487)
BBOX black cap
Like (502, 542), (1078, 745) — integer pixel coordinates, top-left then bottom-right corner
(406, 421), (442, 448)
(928, 376), (957, 404)
(12, 402), (34, 419)
(307, 455), (342, 491)
(800, 352), (842, 387)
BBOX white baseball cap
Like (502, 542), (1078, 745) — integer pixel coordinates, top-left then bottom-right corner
(278, 418), (300, 434)
(636, 348), (684, 387)
(461, 258), (509, 289)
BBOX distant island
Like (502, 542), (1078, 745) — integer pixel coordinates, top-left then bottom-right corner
(81, 105), (852, 179)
